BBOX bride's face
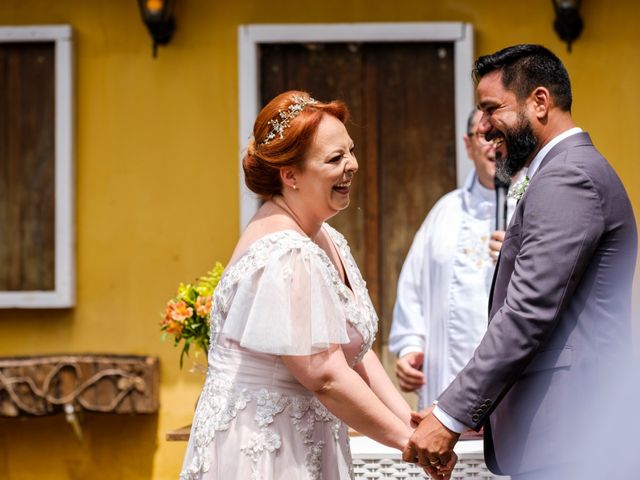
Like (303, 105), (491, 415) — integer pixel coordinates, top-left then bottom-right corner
(294, 115), (358, 221)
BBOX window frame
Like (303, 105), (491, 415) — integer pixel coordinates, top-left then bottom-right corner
(0, 25), (75, 308)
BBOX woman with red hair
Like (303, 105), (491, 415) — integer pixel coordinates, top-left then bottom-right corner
(180, 91), (413, 479)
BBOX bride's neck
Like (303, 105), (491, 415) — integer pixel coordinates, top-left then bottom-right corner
(270, 196), (322, 240)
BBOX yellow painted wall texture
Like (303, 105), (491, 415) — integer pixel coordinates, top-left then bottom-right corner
(0, 0), (638, 478)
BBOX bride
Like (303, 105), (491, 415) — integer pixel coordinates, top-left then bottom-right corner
(180, 91), (414, 479)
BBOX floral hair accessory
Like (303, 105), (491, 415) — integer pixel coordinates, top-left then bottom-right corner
(261, 95), (318, 145)
(508, 175), (530, 202)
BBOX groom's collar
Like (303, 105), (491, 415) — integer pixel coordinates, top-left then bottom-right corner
(527, 127), (583, 179)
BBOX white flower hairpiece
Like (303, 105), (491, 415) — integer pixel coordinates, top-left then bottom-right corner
(261, 95), (318, 145)
(508, 175), (530, 202)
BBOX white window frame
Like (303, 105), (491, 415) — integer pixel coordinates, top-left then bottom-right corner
(237, 22), (474, 231)
(0, 25), (75, 308)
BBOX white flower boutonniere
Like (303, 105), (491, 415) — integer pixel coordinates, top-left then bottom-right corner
(508, 175), (530, 202)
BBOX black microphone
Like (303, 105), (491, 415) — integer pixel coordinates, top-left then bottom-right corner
(494, 176), (510, 231)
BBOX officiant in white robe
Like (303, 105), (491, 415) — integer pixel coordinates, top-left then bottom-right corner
(389, 110), (516, 409)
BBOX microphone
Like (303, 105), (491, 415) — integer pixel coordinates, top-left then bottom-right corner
(494, 176), (510, 231)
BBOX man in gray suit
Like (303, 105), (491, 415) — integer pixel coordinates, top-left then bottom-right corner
(403, 44), (638, 480)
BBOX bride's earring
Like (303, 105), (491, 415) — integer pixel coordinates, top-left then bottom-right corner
(280, 168), (298, 192)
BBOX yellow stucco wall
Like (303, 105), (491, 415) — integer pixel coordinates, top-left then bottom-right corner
(0, 1), (638, 478)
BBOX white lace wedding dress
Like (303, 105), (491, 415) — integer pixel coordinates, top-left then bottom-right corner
(180, 225), (378, 480)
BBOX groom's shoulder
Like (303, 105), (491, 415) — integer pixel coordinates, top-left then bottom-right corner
(542, 138), (624, 193)
(569, 143), (629, 200)
(539, 140), (634, 223)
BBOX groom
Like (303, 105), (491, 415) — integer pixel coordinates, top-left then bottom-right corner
(403, 44), (638, 480)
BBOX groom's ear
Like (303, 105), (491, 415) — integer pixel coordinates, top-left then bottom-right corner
(530, 86), (551, 120)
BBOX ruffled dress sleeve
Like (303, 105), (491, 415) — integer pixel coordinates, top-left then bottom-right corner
(219, 242), (351, 356)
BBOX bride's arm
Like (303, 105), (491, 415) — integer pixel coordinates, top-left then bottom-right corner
(282, 345), (413, 451)
(353, 349), (413, 426)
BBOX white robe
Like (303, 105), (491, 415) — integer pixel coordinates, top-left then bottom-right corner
(389, 171), (515, 409)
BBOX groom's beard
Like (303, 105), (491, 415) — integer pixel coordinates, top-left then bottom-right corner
(495, 114), (539, 183)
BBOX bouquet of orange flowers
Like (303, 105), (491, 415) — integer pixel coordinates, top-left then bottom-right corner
(160, 263), (224, 368)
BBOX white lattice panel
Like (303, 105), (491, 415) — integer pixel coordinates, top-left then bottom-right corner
(350, 437), (509, 480)
(353, 454), (504, 479)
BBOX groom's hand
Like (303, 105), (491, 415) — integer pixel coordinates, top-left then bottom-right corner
(402, 412), (460, 479)
(420, 451), (458, 479)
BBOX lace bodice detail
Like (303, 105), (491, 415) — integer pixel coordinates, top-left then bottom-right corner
(209, 225), (378, 364)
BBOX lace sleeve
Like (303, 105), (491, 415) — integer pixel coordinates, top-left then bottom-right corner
(220, 245), (350, 355)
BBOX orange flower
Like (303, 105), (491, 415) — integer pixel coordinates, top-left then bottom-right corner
(168, 299), (193, 322)
(163, 318), (184, 335)
(195, 295), (212, 317)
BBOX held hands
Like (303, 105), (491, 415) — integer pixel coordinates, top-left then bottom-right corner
(403, 409), (460, 479)
(395, 352), (425, 392)
(489, 230), (506, 264)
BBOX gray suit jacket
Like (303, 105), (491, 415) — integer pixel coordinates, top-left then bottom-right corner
(437, 132), (637, 476)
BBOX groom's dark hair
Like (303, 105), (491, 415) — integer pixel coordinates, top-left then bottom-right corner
(473, 44), (572, 112)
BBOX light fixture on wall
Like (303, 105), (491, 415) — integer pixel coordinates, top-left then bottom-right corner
(552, 0), (583, 53)
(137, 0), (176, 58)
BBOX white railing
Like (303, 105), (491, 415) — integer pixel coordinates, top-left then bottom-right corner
(350, 436), (510, 479)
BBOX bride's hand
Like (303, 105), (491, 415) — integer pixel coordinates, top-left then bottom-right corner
(410, 405), (434, 428)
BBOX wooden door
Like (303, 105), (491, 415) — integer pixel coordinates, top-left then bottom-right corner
(260, 42), (456, 350)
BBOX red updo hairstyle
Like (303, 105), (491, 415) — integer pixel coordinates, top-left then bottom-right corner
(243, 90), (350, 200)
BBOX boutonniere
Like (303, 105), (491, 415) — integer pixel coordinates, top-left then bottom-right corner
(508, 175), (530, 202)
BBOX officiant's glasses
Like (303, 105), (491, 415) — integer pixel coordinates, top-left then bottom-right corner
(469, 132), (492, 145)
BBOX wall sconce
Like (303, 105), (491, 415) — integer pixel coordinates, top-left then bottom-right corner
(552, 0), (583, 53)
(137, 0), (176, 58)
